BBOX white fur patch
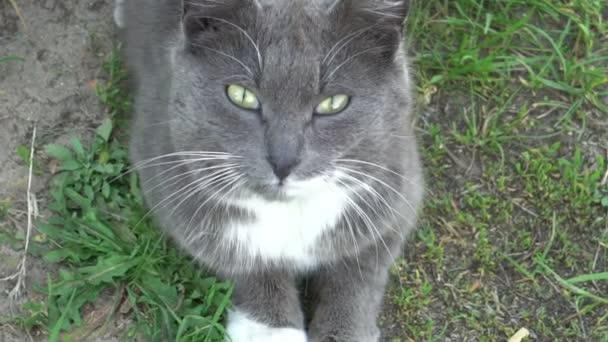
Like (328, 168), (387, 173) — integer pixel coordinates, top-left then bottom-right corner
(113, 0), (126, 28)
(224, 176), (349, 269)
(226, 310), (307, 342)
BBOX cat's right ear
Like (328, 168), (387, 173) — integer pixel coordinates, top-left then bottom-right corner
(326, 0), (410, 29)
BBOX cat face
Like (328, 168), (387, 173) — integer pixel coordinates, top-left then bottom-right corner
(168, 0), (411, 199)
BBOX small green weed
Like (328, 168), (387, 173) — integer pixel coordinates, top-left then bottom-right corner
(15, 144), (42, 175)
(390, 260), (443, 340)
(95, 47), (132, 120)
(0, 56), (25, 63)
(0, 200), (11, 221)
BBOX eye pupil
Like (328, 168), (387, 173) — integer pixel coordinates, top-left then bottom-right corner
(226, 84), (260, 110)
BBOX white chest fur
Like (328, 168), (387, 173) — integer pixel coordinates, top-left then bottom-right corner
(224, 177), (349, 269)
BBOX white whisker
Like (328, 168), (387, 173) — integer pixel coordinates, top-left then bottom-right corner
(322, 25), (375, 67)
(334, 158), (419, 187)
(145, 163), (239, 196)
(185, 174), (244, 238)
(321, 173), (363, 271)
(141, 159), (238, 186)
(361, 9), (404, 19)
(141, 120), (178, 128)
(114, 151), (240, 181)
(190, 43), (255, 77)
(131, 151), (237, 168)
(335, 178), (394, 263)
(135, 167), (239, 228)
(337, 197), (364, 279)
(185, 0), (225, 8)
(335, 165), (417, 215)
(339, 172), (411, 228)
(190, 176), (246, 243)
(323, 45), (392, 83)
(169, 168), (241, 218)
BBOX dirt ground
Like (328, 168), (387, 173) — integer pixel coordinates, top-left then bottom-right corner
(1, 0), (116, 340)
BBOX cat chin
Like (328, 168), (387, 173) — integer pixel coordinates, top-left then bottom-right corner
(223, 175), (351, 270)
(226, 310), (307, 342)
(244, 175), (333, 202)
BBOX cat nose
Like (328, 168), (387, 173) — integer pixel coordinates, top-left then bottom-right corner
(267, 153), (300, 182)
(265, 121), (303, 182)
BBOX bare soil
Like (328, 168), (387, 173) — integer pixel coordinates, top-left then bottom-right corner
(1, 1), (116, 340)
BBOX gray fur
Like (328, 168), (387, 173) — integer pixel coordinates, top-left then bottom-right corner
(120, 0), (423, 340)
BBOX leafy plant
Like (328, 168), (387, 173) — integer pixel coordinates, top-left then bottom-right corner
(35, 117), (232, 341)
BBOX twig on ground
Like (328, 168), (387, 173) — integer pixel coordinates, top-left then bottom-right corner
(512, 199), (539, 218)
(7, 0), (27, 30)
(0, 124), (37, 302)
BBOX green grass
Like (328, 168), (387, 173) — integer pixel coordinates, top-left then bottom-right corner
(2, 0), (607, 341)
(0, 56), (25, 63)
(389, 0), (607, 340)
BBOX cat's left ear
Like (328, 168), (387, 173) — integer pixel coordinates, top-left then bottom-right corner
(327, 0), (409, 29)
(353, 0), (409, 28)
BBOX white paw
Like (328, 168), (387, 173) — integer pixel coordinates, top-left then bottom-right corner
(226, 310), (308, 342)
(113, 0), (126, 28)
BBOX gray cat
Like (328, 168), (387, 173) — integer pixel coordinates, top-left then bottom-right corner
(115, 0), (423, 341)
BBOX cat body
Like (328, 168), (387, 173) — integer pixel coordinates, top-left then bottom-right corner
(117, 0), (423, 341)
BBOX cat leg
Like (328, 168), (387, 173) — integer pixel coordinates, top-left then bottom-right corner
(226, 271), (307, 342)
(113, 0), (126, 28)
(307, 244), (398, 342)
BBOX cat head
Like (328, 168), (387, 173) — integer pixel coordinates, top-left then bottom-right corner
(167, 0), (412, 199)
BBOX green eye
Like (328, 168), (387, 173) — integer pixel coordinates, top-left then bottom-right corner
(226, 84), (260, 110)
(315, 95), (350, 115)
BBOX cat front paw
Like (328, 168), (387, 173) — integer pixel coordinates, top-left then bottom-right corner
(226, 310), (307, 342)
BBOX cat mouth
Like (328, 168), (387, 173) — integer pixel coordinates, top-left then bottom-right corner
(243, 175), (334, 202)
(244, 182), (291, 202)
